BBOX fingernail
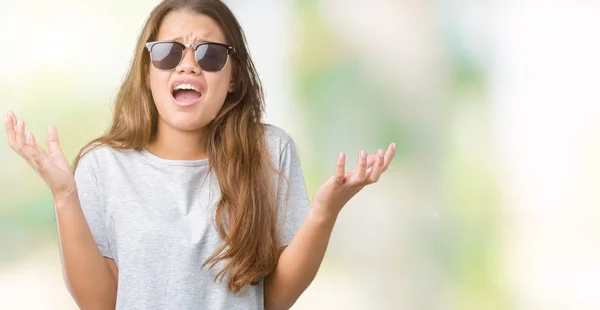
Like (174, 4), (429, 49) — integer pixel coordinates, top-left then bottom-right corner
(26, 132), (31, 140)
(17, 119), (22, 127)
(360, 150), (366, 159)
(338, 152), (344, 160)
(378, 149), (384, 157)
(4, 114), (8, 124)
(392, 143), (396, 151)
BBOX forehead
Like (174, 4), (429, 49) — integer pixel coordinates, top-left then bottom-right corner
(156, 10), (226, 44)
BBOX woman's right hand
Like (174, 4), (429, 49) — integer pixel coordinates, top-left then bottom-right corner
(4, 111), (76, 200)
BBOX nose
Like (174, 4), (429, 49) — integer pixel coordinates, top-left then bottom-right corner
(176, 47), (201, 75)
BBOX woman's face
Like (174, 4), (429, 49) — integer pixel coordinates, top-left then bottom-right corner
(148, 10), (233, 133)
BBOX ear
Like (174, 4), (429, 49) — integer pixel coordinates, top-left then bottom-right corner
(228, 67), (243, 93)
(228, 79), (234, 93)
(228, 70), (237, 93)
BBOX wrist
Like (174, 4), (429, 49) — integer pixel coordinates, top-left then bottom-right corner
(53, 189), (79, 208)
(309, 201), (340, 224)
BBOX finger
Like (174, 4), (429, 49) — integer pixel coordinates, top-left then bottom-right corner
(365, 154), (377, 168)
(47, 125), (61, 154)
(350, 149), (368, 184)
(7, 111), (16, 127)
(382, 142), (397, 171)
(334, 152), (346, 185)
(20, 132), (44, 171)
(365, 144), (394, 169)
(14, 119), (26, 152)
(367, 148), (385, 183)
(4, 112), (16, 147)
(26, 132), (49, 169)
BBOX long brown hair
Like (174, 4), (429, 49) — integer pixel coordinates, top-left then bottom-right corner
(73, 0), (282, 293)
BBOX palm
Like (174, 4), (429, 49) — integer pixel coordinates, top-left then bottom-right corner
(314, 172), (363, 209)
(313, 144), (396, 216)
(42, 148), (75, 194)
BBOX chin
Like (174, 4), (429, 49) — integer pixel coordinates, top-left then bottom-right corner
(159, 113), (205, 132)
(174, 120), (208, 132)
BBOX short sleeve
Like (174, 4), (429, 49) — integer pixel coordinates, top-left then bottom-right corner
(277, 139), (311, 247)
(74, 150), (114, 259)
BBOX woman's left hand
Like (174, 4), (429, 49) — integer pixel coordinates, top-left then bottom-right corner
(312, 143), (397, 218)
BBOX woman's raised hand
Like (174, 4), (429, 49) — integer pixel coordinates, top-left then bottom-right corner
(312, 143), (396, 218)
(4, 111), (76, 200)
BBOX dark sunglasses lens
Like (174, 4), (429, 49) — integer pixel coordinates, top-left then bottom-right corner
(196, 44), (229, 72)
(150, 43), (183, 70)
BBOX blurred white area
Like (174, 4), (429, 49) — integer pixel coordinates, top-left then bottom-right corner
(230, 0), (294, 129)
(0, 1), (160, 91)
(0, 246), (78, 309)
(491, 2), (600, 310)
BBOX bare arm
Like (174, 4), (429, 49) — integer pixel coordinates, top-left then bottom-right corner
(4, 112), (117, 309)
(264, 206), (337, 310)
(264, 144), (396, 310)
(55, 193), (118, 309)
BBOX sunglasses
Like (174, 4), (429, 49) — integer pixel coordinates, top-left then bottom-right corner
(145, 40), (234, 72)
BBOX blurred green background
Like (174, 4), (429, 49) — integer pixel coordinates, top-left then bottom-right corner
(2, 1), (600, 309)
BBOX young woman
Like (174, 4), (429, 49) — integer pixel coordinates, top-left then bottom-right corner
(4, 0), (396, 309)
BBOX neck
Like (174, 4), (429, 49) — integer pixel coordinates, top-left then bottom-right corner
(146, 121), (209, 160)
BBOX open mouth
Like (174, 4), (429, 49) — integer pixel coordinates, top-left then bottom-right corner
(172, 84), (203, 105)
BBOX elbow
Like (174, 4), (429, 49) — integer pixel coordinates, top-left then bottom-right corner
(265, 290), (301, 310)
(72, 294), (116, 310)
(265, 271), (311, 310)
(63, 279), (116, 310)
(266, 300), (296, 310)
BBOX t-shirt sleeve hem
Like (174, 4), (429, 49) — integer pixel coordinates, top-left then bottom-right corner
(97, 244), (114, 259)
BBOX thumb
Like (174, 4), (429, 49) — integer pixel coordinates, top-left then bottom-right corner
(47, 125), (61, 153)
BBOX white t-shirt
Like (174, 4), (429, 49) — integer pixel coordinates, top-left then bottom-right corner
(74, 124), (311, 309)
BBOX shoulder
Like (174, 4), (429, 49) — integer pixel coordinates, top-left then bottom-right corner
(262, 124), (303, 169)
(76, 143), (138, 172)
(263, 124), (299, 157)
(263, 124), (294, 147)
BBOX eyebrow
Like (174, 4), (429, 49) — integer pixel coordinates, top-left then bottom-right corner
(171, 36), (212, 44)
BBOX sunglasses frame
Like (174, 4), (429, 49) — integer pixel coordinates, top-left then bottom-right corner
(145, 40), (235, 72)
